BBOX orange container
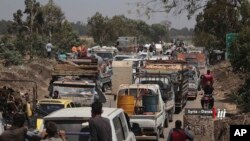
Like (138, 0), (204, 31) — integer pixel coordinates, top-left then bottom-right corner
(117, 95), (135, 115)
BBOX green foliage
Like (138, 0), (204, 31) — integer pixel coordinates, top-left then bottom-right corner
(53, 21), (80, 51)
(0, 20), (13, 34)
(194, 0), (241, 50)
(71, 21), (88, 35)
(3, 0), (80, 62)
(230, 79), (250, 112)
(87, 12), (111, 46)
(230, 26), (250, 74)
(0, 47), (22, 66)
(87, 13), (170, 46)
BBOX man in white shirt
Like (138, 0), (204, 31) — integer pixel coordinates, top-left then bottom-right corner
(45, 42), (53, 59)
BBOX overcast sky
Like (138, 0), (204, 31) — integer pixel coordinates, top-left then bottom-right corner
(0, 0), (196, 29)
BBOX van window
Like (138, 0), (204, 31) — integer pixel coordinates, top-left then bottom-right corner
(113, 115), (125, 141)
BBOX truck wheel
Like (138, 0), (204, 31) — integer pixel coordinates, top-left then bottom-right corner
(169, 109), (174, 122)
(155, 128), (164, 141)
(102, 84), (108, 92)
(159, 128), (164, 138)
(164, 118), (169, 128)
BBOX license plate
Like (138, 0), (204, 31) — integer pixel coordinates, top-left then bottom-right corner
(204, 97), (209, 100)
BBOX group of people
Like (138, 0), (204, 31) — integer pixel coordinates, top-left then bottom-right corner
(0, 101), (111, 141)
(71, 45), (87, 59)
(45, 42), (89, 60)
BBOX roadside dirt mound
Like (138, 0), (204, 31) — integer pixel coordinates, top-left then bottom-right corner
(213, 61), (243, 94)
(212, 61), (250, 140)
(214, 113), (250, 141)
(211, 61), (243, 113)
(0, 59), (55, 99)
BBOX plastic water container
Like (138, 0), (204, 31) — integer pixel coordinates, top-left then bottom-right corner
(117, 95), (135, 115)
(142, 95), (159, 112)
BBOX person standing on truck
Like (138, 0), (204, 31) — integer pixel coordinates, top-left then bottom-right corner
(71, 46), (78, 59)
(167, 120), (194, 141)
(89, 101), (112, 141)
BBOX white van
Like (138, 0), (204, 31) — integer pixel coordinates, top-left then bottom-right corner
(40, 107), (136, 141)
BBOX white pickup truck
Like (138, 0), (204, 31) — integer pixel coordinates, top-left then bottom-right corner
(134, 74), (175, 126)
(39, 107), (136, 141)
(117, 84), (166, 140)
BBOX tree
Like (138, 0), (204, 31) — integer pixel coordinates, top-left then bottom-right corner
(194, 0), (241, 50)
(6, 0), (79, 60)
(87, 12), (110, 46)
(71, 21), (88, 35)
(230, 27), (250, 75)
(150, 24), (168, 42)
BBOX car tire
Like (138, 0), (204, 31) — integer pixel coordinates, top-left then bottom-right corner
(164, 117), (169, 128)
(169, 109), (174, 122)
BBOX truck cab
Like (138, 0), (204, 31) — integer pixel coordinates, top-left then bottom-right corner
(51, 80), (104, 106)
(40, 107), (136, 141)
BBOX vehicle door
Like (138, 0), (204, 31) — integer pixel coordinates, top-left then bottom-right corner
(165, 82), (175, 111)
(112, 112), (136, 141)
(155, 89), (165, 127)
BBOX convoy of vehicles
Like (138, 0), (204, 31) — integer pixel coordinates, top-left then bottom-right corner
(0, 42), (210, 140)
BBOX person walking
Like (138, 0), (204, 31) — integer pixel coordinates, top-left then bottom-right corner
(45, 42), (53, 59)
(167, 120), (194, 141)
(89, 101), (112, 141)
(0, 113), (28, 141)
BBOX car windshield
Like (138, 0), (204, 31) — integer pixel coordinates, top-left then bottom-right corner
(114, 56), (131, 61)
(118, 88), (156, 97)
(96, 52), (113, 60)
(188, 70), (196, 81)
(53, 85), (95, 95)
(39, 104), (64, 115)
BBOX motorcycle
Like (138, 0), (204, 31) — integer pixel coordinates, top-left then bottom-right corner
(201, 94), (214, 109)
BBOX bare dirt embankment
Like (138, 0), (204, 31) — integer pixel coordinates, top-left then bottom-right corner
(212, 61), (244, 113)
(212, 61), (250, 141)
(0, 59), (56, 99)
